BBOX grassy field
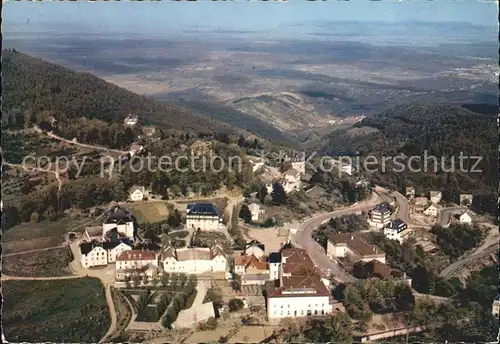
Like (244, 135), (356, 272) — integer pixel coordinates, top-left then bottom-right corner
(4, 217), (95, 242)
(3, 235), (64, 254)
(128, 202), (170, 224)
(3, 247), (73, 277)
(3, 277), (110, 343)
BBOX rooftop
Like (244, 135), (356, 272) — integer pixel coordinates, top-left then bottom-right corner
(373, 203), (391, 214)
(116, 250), (156, 261)
(281, 248), (315, 275)
(176, 248), (212, 261)
(104, 206), (135, 224)
(387, 219), (408, 233)
(234, 254), (268, 270)
(329, 233), (385, 258)
(366, 259), (392, 279)
(187, 202), (220, 217)
(129, 185), (145, 193)
(162, 243), (225, 261)
(267, 252), (281, 264)
(267, 274), (330, 298)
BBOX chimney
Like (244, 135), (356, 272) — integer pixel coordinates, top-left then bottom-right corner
(350, 235), (354, 240)
(373, 246), (376, 252)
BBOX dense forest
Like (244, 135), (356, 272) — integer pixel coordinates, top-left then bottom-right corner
(1, 50), (235, 135)
(319, 103), (497, 215)
(170, 99), (292, 144)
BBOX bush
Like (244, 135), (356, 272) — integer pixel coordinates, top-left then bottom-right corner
(228, 298), (244, 312)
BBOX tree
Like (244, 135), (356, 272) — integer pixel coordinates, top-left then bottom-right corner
(304, 312), (352, 343)
(259, 184), (268, 204)
(228, 298), (245, 312)
(238, 204), (253, 224)
(161, 273), (170, 287)
(151, 276), (160, 288)
(132, 274), (141, 288)
(167, 209), (182, 228)
(271, 182), (287, 205)
(237, 136), (246, 147)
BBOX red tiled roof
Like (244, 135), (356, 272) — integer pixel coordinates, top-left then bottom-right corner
(281, 248), (315, 275)
(266, 274), (330, 298)
(234, 254), (268, 271)
(328, 233), (385, 258)
(367, 259), (392, 279)
(116, 250), (156, 261)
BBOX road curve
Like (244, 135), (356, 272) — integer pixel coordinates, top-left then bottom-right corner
(436, 206), (468, 227)
(439, 244), (498, 279)
(293, 192), (381, 283)
(391, 191), (415, 225)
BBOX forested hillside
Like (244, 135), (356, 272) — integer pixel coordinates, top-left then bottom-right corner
(319, 103), (497, 214)
(1, 50), (234, 135)
(168, 99), (292, 144)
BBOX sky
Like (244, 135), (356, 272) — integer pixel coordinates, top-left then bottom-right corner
(3, 0), (498, 37)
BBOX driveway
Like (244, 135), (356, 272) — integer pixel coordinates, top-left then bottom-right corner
(174, 280), (213, 328)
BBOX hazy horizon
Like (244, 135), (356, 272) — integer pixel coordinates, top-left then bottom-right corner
(3, 1), (498, 43)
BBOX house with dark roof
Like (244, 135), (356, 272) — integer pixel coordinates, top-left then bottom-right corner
(186, 202), (222, 231)
(79, 238), (133, 268)
(79, 242), (108, 268)
(102, 206), (136, 239)
(369, 203), (392, 228)
(383, 219), (410, 243)
(102, 239), (133, 263)
(267, 252), (282, 280)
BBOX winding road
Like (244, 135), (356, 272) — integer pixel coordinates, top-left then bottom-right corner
(439, 243), (498, 279)
(435, 206), (468, 227)
(293, 191), (382, 283)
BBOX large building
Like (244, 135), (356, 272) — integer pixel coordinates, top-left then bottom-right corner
(102, 206), (136, 239)
(266, 274), (333, 321)
(264, 244), (335, 321)
(80, 243), (108, 268)
(327, 233), (386, 264)
(383, 219), (409, 243)
(79, 239), (133, 268)
(115, 250), (158, 280)
(161, 243), (227, 275)
(185, 203), (222, 231)
(369, 203), (392, 228)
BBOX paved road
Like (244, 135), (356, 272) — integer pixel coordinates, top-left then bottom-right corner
(293, 191), (381, 283)
(439, 244), (498, 279)
(435, 206), (468, 227)
(391, 191), (415, 225)
(3, 245), (65, 257)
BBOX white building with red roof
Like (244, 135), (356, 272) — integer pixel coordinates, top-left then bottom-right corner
(266, 274), (333, 321)
(115, 250), (158, 280)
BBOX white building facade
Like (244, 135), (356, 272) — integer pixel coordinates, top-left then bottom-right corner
(186, 203), (222, 231)
(80, 245), (108, 268)
(162, 245), (227, 275)
(129, 186), (146, 202)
